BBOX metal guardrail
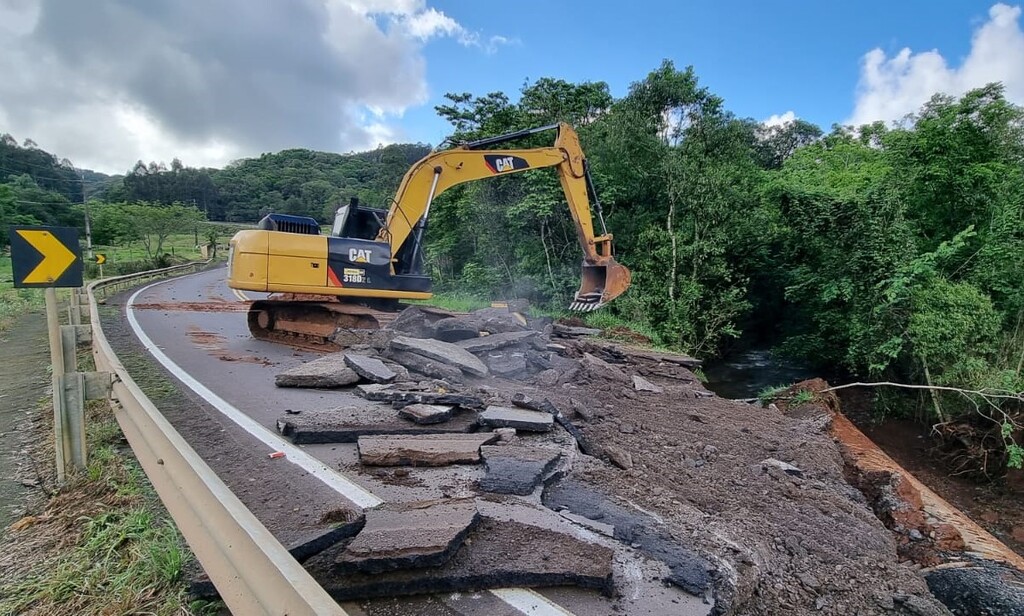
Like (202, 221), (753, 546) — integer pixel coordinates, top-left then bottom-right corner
(86, 261), (346, 616)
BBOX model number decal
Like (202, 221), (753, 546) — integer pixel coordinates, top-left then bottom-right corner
(343, 268), (366, 284)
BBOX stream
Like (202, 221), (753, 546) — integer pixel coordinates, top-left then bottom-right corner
(702, 348), (818, 400)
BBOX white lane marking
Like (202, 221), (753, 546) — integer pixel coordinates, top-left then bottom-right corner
(490, 589), (577, 616)
(128, 273), (577, 616)
(127, 279), (382, 509)
(231, 288), (251, 302)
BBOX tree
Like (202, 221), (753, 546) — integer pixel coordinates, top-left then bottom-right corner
(121, 203), (207, 259)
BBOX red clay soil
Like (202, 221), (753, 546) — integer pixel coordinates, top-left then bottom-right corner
(859, 417), (1024, 558)
(132, 301), (248, 312)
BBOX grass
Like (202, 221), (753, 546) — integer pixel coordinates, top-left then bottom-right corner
(0, 330), (219, 615)
(758, 384), (790, 405)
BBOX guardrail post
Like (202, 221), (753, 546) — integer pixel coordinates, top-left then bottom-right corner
(45, 288), (68, 483)
(67, 288), (82, 326)
(55, 323), (109, 475)
(59, 372), (87, 470)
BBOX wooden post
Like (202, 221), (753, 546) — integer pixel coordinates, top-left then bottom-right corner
(45, 288), (68, 483)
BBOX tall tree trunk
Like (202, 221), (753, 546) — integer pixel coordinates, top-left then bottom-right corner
(667, 192), (677, 301)
(540, 219), (557, 296)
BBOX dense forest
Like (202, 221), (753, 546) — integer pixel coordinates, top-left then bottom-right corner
(2, 60), (1021, 472)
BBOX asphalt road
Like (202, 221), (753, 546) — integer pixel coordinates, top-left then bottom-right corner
(123, 265), (711, 616)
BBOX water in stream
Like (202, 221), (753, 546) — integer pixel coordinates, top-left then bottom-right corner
(702, 348), (818, 400)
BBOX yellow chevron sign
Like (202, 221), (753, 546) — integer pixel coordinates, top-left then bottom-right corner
(95, 253), (107, 265)
(9, 226), (83, 288)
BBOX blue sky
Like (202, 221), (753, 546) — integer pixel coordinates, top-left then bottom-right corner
(402, 1), (1014, 145)
(2, 1), (1021, 172)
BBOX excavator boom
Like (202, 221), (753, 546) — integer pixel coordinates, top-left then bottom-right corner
(376, 122), (631, 309)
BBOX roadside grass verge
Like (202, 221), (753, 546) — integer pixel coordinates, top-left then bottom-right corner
(0, 351), (216, 615)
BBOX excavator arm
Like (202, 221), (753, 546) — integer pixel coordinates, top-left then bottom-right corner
(378, 122), (631, 310)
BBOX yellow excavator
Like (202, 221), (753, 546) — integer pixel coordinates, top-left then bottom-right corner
(227, 122), (631, 347)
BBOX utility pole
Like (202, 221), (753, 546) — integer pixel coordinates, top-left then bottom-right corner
(78, 168), (93, 259)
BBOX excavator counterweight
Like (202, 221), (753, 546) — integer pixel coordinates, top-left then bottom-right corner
(227, 122), (631, 347)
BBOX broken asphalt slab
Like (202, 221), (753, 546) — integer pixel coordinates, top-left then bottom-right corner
(354, 383), (485, 410)
(386, 349), (464, 382)
(358, 433), (500, 466)
(275, 354), (360, 388)
(633, 374), (664, 393)
(307, 516), (614, 600)
(276, 406), (478, 444)
(390, 335), (488, 377)
(480, 445), (563, 495)
(398, 403), (455, 425)
(543, 478), (714, 598)
(343, 353), (397, 383)
(286, 514), (367, 563)
(336, 500), (479, 573)
(479, 405), (554, 432)
(455, 330), (539, 354)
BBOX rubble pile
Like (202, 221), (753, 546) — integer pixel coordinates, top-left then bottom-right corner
(265, 302), (1019, 615)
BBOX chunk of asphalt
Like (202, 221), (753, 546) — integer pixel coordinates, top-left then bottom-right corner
(925, 561), (1024, 616)
(480, 445), (563, 495)
(398, 403), (455, 425)
(580, 352), (628, 382)
(386, 349), (464, 383)
(632, 375), (664, 394)
(431, 317), (481, 342)
(276, 407), (478, 444)
(551, 324), (602, 337)
(455, 330), (539, 354)
(543, 478), (713, 598)
(390, 336), (488, 377)
(511, 396), (600, 457)
(344, 353), (397, 384)
(286, 515), (366, 563)
(484, 352), (528, 378)
(307, 516), (614, 600)
(353, 383), (485, 410)
(479, 406), (554, 433)
(275, 354), (361, 388)
(336, 500), (480, 574)
(385, 307), (436, 338)
(761, 458), (804, 478)
(358, 433), (499, 466)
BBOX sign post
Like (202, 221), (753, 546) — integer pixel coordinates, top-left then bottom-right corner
(9, 226), (91, 482)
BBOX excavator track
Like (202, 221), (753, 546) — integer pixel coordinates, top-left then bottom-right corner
(246, 294), (400, 351)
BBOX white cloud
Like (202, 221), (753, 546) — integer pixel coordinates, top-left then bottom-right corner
(0, 0), (511, 173)
(762, 111), (797, 128)
(847, 3), (1024, 126)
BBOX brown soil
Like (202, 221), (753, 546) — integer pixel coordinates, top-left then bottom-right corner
(601, 325), (652, 345)
(132, 301), (248, 312)
(185, 325), (273, 366)
(481, 348), (948, 615)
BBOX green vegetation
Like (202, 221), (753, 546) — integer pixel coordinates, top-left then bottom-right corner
(0, 394), (212, 615)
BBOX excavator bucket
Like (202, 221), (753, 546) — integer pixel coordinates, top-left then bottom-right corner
(569, 259), (632, 311)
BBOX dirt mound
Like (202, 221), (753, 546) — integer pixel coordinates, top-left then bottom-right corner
(480, 345), (948, 615)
